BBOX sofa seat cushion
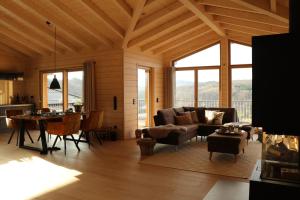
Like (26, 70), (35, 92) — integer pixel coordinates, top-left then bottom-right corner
(183, 124), (199, 136)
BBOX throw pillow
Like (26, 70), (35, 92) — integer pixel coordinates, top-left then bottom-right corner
(213, 111), (225, 125)
(190, 111), (199, 123)
(175, 115), (193, 125)
(205, 110), (217, 125)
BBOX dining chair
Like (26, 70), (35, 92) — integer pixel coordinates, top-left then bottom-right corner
(78, 111), (104, 146)
(46, 113), (81, 155)
(6, 109), (35, 145)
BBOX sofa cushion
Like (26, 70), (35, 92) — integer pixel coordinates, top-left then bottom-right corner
(175, 115), (193, 125)
(183, 124), (199, 136)
(205, 110), (218, 124)
(173, 107), (185, 114)
(214, 111), (225, 125)
(197, 107), (238, 124)
(194, 107), (206, 123)
(157, 108), (176, 125)
(190, 111), (199, 123)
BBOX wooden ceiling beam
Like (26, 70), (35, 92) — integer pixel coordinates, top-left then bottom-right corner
(0, 15), (54, 53)
(141, 20), (204, 51)
(229, 0), (288, 23)
(113, 0), (133, 18)
(49, 0), (113, 47)
(206, 6), (288, 28)
(153, 26), (212, 55)
(0, 22), (50, 55)
(226, 30), (252, 45)
(16, 0), (92, 49)
(270, 0), (277, 12)
(128, 11), (194, 48)
(0, 33), (39, 57)
(0, 1), (76, 53)
(123, 0), (147, 48)
(214, 15), (287, 34)
(145, 0), (156, 8)
(81, 0), (125, 38)
(221, 23), (271, 36)
(196, 0), (256, 13)
(163, 32), (220, 59)
(179, 0), (226, 37)
(135, 1), (183, 31)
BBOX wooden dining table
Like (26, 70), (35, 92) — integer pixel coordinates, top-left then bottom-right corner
(11, 114), (64, 155)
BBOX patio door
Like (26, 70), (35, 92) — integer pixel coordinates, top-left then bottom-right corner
(137, 67), (151, 128)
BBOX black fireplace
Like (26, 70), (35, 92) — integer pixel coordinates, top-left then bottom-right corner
(250, 0), (300, 198)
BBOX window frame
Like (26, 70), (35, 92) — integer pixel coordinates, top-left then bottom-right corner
(172, 43), (221, 108)
(40, 66), (84, 111)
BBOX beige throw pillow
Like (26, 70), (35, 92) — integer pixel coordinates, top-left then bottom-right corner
(205, 110), (217, 125)
(213, 111), (225, 125)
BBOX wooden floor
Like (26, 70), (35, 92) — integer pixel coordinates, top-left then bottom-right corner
(0, 131), (247, 200)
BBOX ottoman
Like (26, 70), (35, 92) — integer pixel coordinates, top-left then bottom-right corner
(207, 130), (247, 161)
(137, 138), (156, 156)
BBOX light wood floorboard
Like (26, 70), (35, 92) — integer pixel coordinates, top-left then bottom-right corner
(0, 131), (247, 200)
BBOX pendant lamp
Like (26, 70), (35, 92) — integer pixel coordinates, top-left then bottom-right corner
(48, 21), (61, 90)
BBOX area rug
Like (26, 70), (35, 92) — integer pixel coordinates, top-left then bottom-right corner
(139, 139), (261, 179)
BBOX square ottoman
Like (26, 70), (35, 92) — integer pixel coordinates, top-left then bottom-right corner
(207, 131), (247, 161)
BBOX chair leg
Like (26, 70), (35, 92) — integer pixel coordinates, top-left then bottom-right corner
(51, 136), (59, 154)
(8, 129), (15, 144)
(95, 133), (103, 145)
(63, 136), (67, 155)
(70, 134), (80, 151)
(37, 135), (41, 141)
(76, 131), (84, 145)
(26, 130), (34, 143)
(86, 132), (91, 147)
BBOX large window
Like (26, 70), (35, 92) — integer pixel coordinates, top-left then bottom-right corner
(230, 42), (252, 123)
(42, 69), (84, 112)
(174, 44), (220, 107)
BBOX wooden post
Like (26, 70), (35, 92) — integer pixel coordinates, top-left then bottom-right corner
(220, 38), (229, 107)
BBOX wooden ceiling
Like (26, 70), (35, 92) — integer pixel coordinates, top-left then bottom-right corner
(0, 0), (289, 58)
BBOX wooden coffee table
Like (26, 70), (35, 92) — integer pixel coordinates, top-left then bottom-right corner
(207, 130), (247, 161)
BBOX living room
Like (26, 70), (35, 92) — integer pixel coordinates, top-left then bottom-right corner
(0, 0), (299, 199)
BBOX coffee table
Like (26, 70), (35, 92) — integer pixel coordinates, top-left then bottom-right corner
(223, 122), (253, 144)
(207, 130), (247, 161)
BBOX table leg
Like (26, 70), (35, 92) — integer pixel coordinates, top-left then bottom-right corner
(19, 119), (25, 147)
(209, 152), (213, 160)
(39, 120), (48, 155)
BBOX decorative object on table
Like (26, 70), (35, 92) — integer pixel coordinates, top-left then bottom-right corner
(47, 21), (61, 90)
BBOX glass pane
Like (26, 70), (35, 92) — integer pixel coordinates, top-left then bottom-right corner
(230, 42), (252, 65)
(198, 69), (219, 107)
(174, 44), (220, 67)
(47, 72), (63, 112)
(68, 71), (84, 109)
(231, 68), (252, 122)
(138, 69), (150, 128)
(175, 70), (194, 107)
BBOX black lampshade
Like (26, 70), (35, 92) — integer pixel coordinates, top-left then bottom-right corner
(49, 75), (61, 89)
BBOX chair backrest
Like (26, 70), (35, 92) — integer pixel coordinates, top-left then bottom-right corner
(63, 113), (81, 134)
(6, 109), (23, 128)
(41, 108), (51, 113)
(97, 111), (104, 129)
(6, 109), (23, 118)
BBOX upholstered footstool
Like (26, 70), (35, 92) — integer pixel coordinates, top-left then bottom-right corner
(207, 130), (247, 161)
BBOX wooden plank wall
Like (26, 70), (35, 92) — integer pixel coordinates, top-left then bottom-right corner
(24, 49), (125, 139)
(123, 50), (164, 139)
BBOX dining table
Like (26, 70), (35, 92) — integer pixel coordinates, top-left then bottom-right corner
(11, 114), (64, 155)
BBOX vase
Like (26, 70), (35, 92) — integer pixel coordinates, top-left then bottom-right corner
(74, 105), (83, 113)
